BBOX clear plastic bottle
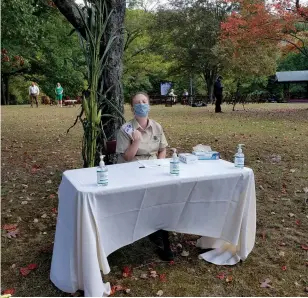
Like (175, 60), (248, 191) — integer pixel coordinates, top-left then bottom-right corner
(234, 144), (245, 168)
(97, 155), (108, 186)
(170, 148), (180, 176)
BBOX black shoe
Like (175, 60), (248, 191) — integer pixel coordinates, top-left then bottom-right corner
(157, 248), (174, 261)
(149, 233), (164, 250)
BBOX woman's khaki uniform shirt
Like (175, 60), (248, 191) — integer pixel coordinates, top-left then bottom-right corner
(116, 118), (168, 163)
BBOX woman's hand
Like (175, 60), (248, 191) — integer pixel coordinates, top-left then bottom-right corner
(132, 130), (142, 142)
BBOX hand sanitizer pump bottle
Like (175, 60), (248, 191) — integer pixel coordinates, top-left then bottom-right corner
(97, 155), (108, 186)
(170, 148), (180, 176)
(234, 144), (245, 168)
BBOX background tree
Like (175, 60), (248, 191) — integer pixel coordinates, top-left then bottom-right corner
(153, 0), (234, 100)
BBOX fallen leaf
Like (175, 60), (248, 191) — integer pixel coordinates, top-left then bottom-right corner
(159, 273), (167, 282)
(279, 242), (286, 246)
(296, 220), (301, 226)
(301, 244), (308, 250)
(33, 219), (39, 223)
(156, 290), (163, 296)
(294, 281), (300, 287)
(140, 273), (148, 279)
(2, 289), (15, 295)
(281, 265), (287, 271)
(279, 251), (285, 257)
(288, 213), (295, 218)
(41, 214), (47, 219)
(169, 260), (175, 265)
(290, 169), (296, 173)
(181, 250), (190, 257)
(122, 266), (132, 278)
(49, 194), (56, 199)
(20, 267), (31, 276)
(51, 208), (58, 214)
(110, 285), (124, 295)
(216, 272), (225, 280)
(271, 212), (276, 215)
(46, 180), (52, 184)
(27, 263), (38, 270)
(150, 270), (158, 278)
(21, 201), (28, 205)
(260, 278), (272, 288)
(31, 164), (40, 174)
(176, 243), (183, 249)
(2, 224), (17, 231)
(11, 264), (16, 269)
(21, 184), (28, 188)
(5, 229), (19, 239)
(125, 289), (131, 294)
(226, 275), (233, 282)
(303, 187), (308, 194)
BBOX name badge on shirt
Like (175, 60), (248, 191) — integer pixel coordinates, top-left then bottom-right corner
(122, 123), (133, 138)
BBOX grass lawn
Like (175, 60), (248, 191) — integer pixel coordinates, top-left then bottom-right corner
(1, 103), (308, 296)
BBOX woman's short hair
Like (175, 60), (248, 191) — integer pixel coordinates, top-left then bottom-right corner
(131, 92), (150, 106)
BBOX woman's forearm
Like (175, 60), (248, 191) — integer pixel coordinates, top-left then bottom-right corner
(123, 141), (140, 162)
(158, 148), (166, 159)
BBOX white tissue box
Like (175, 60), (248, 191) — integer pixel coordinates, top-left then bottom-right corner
(179, 153), (198, 164)
(192, 151), (220, 160)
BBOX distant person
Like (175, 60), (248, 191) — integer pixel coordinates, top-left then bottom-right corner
(168, 88), (177, 103)
(214, 76), (223, 113)
(29, 82), (39, 108)
(183, 90), (189, 96)
(55, 83), (64, 107)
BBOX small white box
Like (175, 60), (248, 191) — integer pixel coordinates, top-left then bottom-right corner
(178, 153), (198, 164)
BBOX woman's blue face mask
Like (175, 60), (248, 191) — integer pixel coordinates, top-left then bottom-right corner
(134, 103), (150, 117)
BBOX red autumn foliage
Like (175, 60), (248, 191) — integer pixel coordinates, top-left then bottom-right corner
(221, 0), (308, 55)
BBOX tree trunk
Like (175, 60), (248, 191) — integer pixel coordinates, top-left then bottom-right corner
(100, 0), (126, 141)
(53, 0), (126, 164)
(1, 75), (9, 105)
(203, 69), (217, 103)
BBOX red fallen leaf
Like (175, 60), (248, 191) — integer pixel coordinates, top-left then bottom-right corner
(51, 208), (58, 214)
(49, 194), (56, 199)
(169, 260), (175, 265)
(27, 263), (38, 270)
(2, 288), (15, 295)
(281, 265), (287, 271)
(216, 272), (225, 280)
(122, 266), (132, 278)
(31, 164), (40, 174)
(2, 224), (18, 231)
(296, 220), (301, 226)
(159, 273), (167, 282)
(301, 244), (308, 250)
(20, 267), (31, 276)
(110, 285), (124, 295)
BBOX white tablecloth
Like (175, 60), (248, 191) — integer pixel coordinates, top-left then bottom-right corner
(50, 159), (256, 297)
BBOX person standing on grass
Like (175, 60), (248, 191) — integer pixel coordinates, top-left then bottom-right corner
(55, 83), (64, 107)
(214, 76), (223, 113)
(29, 82), (39, 108)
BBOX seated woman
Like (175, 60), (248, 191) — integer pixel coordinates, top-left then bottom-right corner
(116, 92), (173, 261)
